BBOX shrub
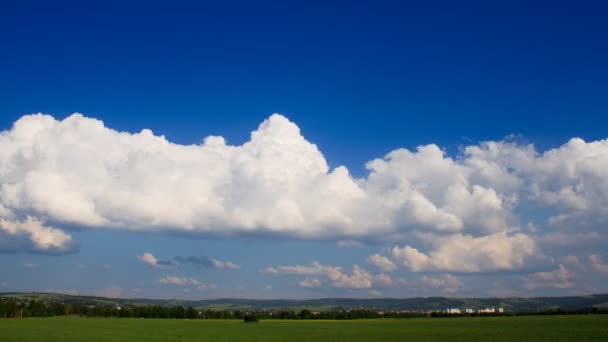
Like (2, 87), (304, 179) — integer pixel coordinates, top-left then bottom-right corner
(243, 314), (259, 323)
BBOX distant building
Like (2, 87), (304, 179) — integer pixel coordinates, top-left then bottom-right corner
(498, 308), (504, 313)
(465, 308), (474, 314)
(478, 308), (496, 313)
(446, 308), (461, 314)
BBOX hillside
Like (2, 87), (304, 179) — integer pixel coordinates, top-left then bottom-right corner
(2, 292), (608, 312)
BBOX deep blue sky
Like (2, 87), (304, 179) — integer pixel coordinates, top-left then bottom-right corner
(2, 0), (607, 172)
(1, 1), (607, 299)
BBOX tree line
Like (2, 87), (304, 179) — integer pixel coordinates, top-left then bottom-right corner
(1, 298), (606, 319)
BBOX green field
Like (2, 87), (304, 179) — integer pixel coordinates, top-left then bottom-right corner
(0, 315), (607, 341)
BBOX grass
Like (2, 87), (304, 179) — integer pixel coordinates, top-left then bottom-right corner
(0, 315), (607, 341)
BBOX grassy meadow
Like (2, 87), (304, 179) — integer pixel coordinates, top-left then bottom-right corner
(0, 315), (607, 341)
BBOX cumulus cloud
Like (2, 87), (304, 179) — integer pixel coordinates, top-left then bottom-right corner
(1, 112), (607, 274)
(389, 232), (535, 272)
(374, 273), (396, 287)
(366, 254), (397, 273)
(264, 262), (374, 289)
(137, 252), (175, 268)
(0, 217), (74, 253)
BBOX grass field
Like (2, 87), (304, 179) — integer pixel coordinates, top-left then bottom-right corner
(0, 315), (607, 341)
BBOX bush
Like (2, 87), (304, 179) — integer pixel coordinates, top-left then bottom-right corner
(243, 314), (259, 323)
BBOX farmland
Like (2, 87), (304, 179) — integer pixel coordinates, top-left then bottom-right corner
(0, 315), (607, 341)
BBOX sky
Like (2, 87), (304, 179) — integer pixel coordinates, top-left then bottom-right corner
(1, 0), (608, 299)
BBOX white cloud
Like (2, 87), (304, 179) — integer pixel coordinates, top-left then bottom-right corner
(390, 232), (536, 272)
(137, 252), (175, 268)
(589, 255), (608, 274)
(1, 112), (607, 275)
(374, 273), (395, 287)
(159, 276), (201, 286)
(0, 217), (73, 253)
(337, 240), (365, 248)
(523, 264), (574, 289)
(421, 274), (463, 294)
(158, 276), (216, 290)
(299, 278), (321, 288)
(210, 259), (240, 270)
(0, 113), (522, 241)
(264, 262), (374, 289)
(366, 254), (397, 272)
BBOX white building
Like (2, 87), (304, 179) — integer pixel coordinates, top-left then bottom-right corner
(446, 308), (462, 314)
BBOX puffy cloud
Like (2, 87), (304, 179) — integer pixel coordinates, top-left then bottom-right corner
(523, 264), (574, 289)
(137, 252), (175, 268)
(264, 262), (374, 289)
(464, 138), (608, 228)
(1, 112), (608, 275)
(0, 217), (74, 253)
(0, 113), (523, 241)
(390, 232), (536, 272)
(374, 273), (395, 287)
(589, 255), (608, 274)
(299, 278), (321, 288)
(366, 254), (397, 273)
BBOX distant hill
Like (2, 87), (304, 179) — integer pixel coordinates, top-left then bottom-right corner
(2, 292), (607, 312)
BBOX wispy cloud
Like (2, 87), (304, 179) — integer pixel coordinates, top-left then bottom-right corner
(175, 256), (240, 270)
(264, 262), (374, 289)
(159, 276), (216, 290)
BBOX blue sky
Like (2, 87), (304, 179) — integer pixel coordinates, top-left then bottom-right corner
(1, 1), (608, 299)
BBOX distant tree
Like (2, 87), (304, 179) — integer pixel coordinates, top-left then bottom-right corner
(299, 309), (313, 319)
(186, 306), (198, 319)
(243, 314), (259, 323)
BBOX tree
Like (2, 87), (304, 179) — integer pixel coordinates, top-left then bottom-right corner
(243, 314), (259, 322)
